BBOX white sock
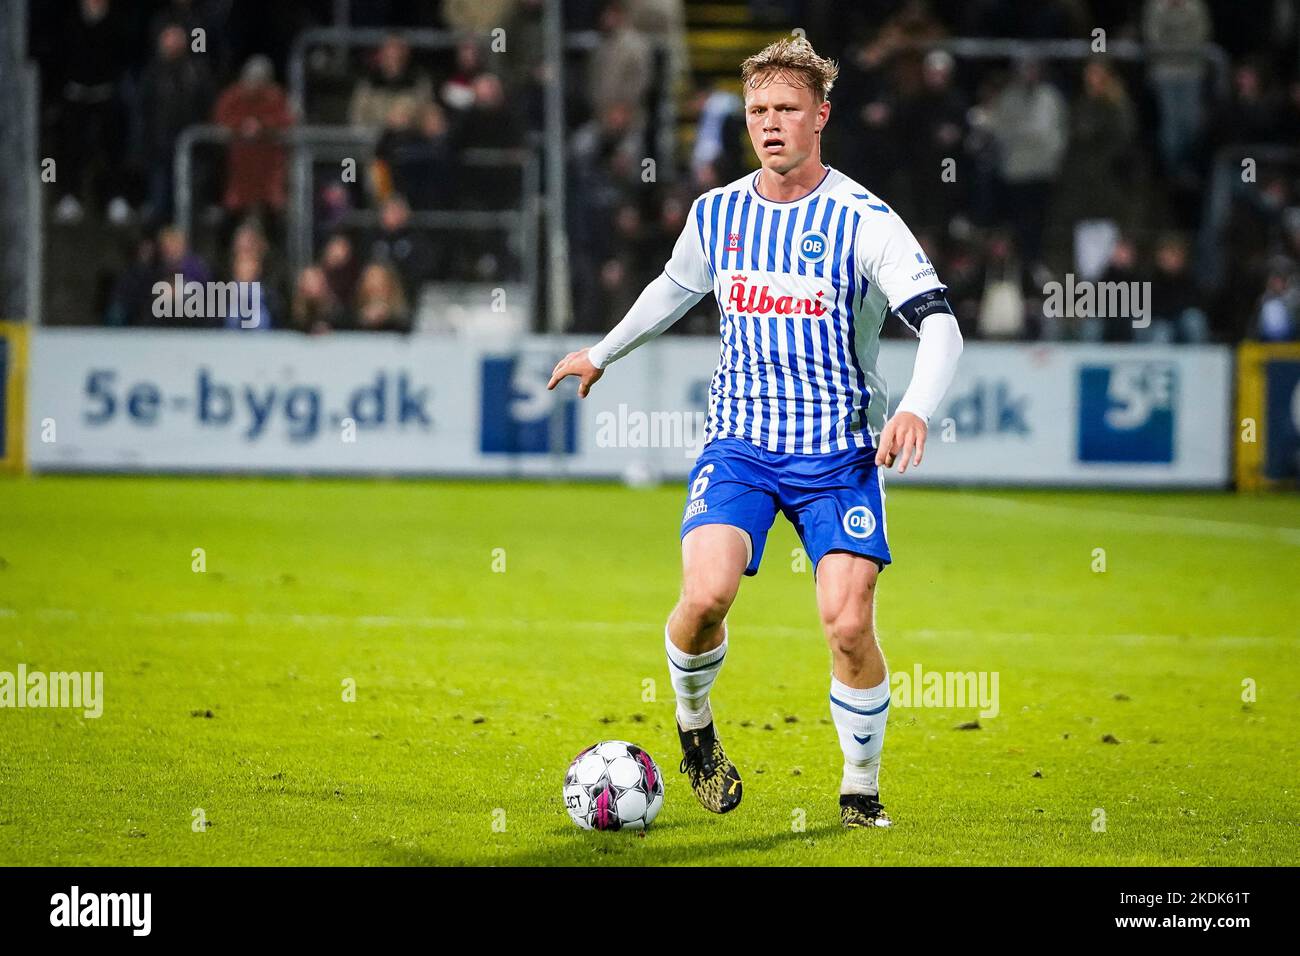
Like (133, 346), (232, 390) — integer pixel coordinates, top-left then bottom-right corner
(829, 672), (891, 796)
(665, 623), (727, 731)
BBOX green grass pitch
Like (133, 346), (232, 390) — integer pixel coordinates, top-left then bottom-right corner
(0, 475), (1296, 866)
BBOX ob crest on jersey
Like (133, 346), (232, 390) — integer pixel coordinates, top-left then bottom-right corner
(797, 230), (829, 263)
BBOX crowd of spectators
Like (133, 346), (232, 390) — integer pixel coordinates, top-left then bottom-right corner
(36, 0), (544, 331)
(808, 0), (1300, 343)
(568, 0), (1300, 343)
(30, 0), (1300, 341)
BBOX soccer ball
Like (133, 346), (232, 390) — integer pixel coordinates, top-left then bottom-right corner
(563, 740), (665, 831)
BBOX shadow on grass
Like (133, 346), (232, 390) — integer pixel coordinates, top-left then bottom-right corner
(379, 819), (854, 867)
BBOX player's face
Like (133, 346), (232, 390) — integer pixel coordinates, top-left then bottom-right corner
(744, 75), (828, 175)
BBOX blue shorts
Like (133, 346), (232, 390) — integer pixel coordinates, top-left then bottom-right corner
(680, 437), (892, 577)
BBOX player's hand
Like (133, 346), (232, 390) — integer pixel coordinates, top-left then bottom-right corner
(875, 411), (927, 474)
(547, 347), (603, 398)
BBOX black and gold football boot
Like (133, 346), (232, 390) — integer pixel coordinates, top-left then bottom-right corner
(677, 720), (742, 813)
(840, 792), (892, 828)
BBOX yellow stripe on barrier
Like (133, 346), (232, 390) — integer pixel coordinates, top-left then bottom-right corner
(0, 320), (27, 475)
(1235, 341), (1300, 492)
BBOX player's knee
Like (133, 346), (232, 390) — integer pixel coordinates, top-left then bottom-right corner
(679, 582), (734, 632)
(822, 607), (876, 659)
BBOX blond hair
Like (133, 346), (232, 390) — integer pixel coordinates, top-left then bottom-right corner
(740, 35), (840, 103)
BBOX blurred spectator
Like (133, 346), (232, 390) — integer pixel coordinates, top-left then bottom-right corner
(1096, 236), (1143, 342)
(225, 250), (276, 330)
(590, 1), (653, 134)
(148, 225), (213, 327)
(571, 100), (645, 187)
(49, 0), (131, 225)
(228, 218), (287, 312)
(454, 74), (525, 154)
(349, 35), (433, 128)
(1253, 260), (1299, 341)
(229, 219), (269, 270)
(155, 224), (210, 285)
(320, 233), (362, 307)
(1208, 62), (1284, 153)
(371, 96), (417, 199)
(595, 258), (639, 327)
(1283, 78), (1300, 143)
(844, 0), (950, 184)
(453, 72), (526, 278)
(504, 0), (548, 135)
(647, 190), (690, 266)
(366, 196), (439, 300)
(149, 0), (214, 55)
(136, 23), (214, 226)
(987, 57), (1068, 273)
(315, 181), (354, 239)
(976, 231), (1031, 339)
(864, 0), (947, 75)
(690, 78), (744, 191)
(610, 200), (659, 291)
(962, 72), (1005, 229)
(834, 36), (903, 193)
(569, 99), (646, 332)
(104, 235), (157, 326)
(374, 100), (459, 209)
(291, 265), (346, 335)
(623, 0), (690, 174)
(899, 48), (968, 232)
(355, 262), (412, 332)
(1143, 233), (1210, 342)
(1060, 60), (1137, 281)
(439, 37), (487, 114)
(212, 56), (294, 223)
(937, 231), (984, 328)
(1143, 0), (1212, 181)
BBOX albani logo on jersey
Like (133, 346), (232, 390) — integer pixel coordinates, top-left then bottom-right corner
(726, 274), (829, 317)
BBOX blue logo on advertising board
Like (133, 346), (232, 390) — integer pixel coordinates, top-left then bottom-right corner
(1078, 363), (1175, 463)
(480, 355), (576, 454)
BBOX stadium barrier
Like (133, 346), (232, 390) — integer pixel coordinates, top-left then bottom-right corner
(1235, 342), (1300, 491)
(23, 329), (1232, 487)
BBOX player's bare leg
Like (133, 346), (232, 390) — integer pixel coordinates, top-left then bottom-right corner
(666, 524), (747, 813)
(817, 551), (893, 828)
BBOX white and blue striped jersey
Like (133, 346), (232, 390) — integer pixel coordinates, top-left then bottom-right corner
(665, 165), (946, 455)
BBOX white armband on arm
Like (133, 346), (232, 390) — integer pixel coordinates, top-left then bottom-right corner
(587, 271), (707, 369)
(895, 313), (964, 424)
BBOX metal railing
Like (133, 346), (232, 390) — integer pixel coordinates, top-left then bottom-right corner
(287, 19), (684, 331)
(939, 37), (1231, 99)
(285, 25), (679, 180)
(174, 124), (539, 320)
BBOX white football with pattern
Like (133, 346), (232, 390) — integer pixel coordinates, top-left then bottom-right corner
(562, 741), (665, 831)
